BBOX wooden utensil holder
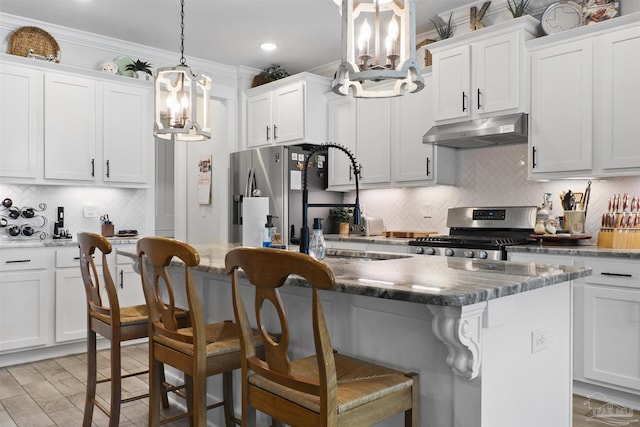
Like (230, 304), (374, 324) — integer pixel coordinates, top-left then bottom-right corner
(101, 223), (114, 237)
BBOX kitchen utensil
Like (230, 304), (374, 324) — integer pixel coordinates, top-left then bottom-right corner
(623, 193), (629, 212)
(8, 207), (20, 219)
(0, 217), (7, 227)
(21, 207), (35, 218)
(562, 190), (574, 210)
(631, 197), (638, 212)
(7, 225), (20, 236)
(2, 198), (12, 208)
(582, 181), (591, 216)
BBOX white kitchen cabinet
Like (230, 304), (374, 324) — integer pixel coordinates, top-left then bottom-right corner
(102, 83), (151, 184)
(529, 39), (593, 176)
(594, 26), (640, 173)
(327, 96), (357, 188)
(1, 55), (151, 187)
(392, 73), (456, 186)
(429, 17), (537, 123)
(115, 247), (146, 306)
(575, 257), (640, 394)
(54, 246), (95, 342)
(246, 73), (330, 148)
(356, 98), (391, 185)
(0, 248), (52, 352)
(0, 64), (42, 179)
(528, 15), (640, 179)
(44, 72), (97, 181)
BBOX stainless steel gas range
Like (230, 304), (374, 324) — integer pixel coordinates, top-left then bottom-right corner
(408, 206), (538, 261)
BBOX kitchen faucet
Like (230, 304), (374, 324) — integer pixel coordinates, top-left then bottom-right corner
(300, 143), (361, 254)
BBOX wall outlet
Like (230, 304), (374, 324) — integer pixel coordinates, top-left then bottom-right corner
(531, 327), (548, 354)
(423, 202), (432, 218)
(83, 204), (98, 218)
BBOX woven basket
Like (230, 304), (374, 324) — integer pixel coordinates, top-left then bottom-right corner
(8, 26), (60, 62)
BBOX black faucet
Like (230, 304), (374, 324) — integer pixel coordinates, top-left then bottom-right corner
(300, 143), (361, 254)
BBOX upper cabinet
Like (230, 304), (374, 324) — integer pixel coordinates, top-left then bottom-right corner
(0, 54), (152, 187)
(246, 73), (330, 148)
(0, 64), (42, 180)
(528, 14), (640, 179)
(327, 72), (455, 190)
(429, 16), (538, 124)
(529, 39), (593, 176)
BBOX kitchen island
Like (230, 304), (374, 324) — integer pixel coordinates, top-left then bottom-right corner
(119, 244), (591, 427)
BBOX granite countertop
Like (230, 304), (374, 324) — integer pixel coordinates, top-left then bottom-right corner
(0, 236), (139, 249)
(118, 243), (591, 307)
(507, 244), (640, 259)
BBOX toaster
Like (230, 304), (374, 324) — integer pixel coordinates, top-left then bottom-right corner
(349, 216), (385, 236)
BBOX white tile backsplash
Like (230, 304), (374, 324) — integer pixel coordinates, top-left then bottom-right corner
(352, 144), (640, 242)
(0, 184), (148, 242)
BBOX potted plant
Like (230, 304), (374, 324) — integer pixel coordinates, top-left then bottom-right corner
(330, 207), (352, 237)
(125, 59), (153, 80)
(430, 13), (454, 40)
(506, 0), (530, 18)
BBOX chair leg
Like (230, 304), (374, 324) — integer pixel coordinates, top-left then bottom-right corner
(405, 372), (420, 427)
(149, 354), (163, 427)
(108, 340), (122, 427)
(222, 370), (234, 427)
(83, 330), (97, 427)
(193, 371), (206, 427)
(159, 363), (170, 409)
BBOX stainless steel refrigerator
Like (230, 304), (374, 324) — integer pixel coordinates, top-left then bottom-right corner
(230, 144), (341, 245)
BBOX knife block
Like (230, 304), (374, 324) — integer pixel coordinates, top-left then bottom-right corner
(597, 228), (640, 249)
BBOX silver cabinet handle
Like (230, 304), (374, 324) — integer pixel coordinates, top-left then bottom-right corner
(273, 124), (278, 139)
(266, 126), (270, 141)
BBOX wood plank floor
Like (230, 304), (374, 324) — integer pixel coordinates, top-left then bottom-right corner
(1, 343), (638, 426)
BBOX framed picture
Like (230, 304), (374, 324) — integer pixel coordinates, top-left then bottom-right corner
(582, 0), (619, 25)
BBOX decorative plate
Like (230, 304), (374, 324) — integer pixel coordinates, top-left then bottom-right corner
(8, 26), (60, 62)
(541, 1), (583, 35)
(113, 55), (134, 77)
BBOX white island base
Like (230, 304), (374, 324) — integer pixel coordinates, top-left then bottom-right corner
(184, 271), (572, 427)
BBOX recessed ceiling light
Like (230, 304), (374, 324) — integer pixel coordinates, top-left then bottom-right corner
(260, 42), (277, 52)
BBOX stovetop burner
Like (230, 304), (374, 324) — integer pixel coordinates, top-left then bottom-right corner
(410, 235), (532, 248)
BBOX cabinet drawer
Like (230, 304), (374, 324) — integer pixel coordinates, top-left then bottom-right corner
(56, 246), (103, 268)
(580, 257), (640, 289)
(0, 249), (50, 271)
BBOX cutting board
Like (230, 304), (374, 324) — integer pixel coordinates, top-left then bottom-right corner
(382, 230), (438, 238)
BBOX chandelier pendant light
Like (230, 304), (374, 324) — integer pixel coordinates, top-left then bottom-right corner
(332, 0), (424, 98)
(154, 0), (212, 141)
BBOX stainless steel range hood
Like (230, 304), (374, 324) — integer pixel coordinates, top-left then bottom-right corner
(423, 113), (528, 149)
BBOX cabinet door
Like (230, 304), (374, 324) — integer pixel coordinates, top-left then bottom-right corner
(247, 92), (272, 147)
(530, 40), (593, 175)
(103, 83), (150, 183)
(273, 82), (305, 144)
(44, 73), (96, 181)
(0, 270), (50, 351)
(432, 45), (471, 122)
(393, 75), (434, 183)
(0, 65), (41, 179)
(596, 26), (640, 171)
(116, 264), (146, 306)
(583, 285), (640, 390)
(356, 98), (391, 184)
(55, 269), (89, 342)
(327, 96), (356, 187)
(473, 32), (520, 116)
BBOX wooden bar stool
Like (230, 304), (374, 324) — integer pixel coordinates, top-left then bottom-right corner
(137, 236), (263, 427)
(225, 247), (420, 427)
(78, 232), (176, 427)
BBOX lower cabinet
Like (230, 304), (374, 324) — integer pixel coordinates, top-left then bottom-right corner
(574, 257), (640, 393)
(509, 251), (640, 400)
(0, 248), (52, 352)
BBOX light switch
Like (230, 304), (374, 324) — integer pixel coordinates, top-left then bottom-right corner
(84, 204), (98, 218)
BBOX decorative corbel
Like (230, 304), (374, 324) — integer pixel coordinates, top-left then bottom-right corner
(470, 1), (491, 31)
(428, 302), (487, 380)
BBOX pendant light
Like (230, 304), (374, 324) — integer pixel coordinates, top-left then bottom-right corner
(154, 0), (212, 141)
(332, 0), (424, 98)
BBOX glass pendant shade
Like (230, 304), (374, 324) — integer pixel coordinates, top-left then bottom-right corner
(155, 65), (211, 141)
(332, 0), (424, 98)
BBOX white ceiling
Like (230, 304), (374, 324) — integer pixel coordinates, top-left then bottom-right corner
(1, 0), (476, 74)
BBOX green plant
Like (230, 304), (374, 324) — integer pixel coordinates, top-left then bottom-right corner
(330, 207), (353, 223)
(506, 0), (530, 18)
(125, 59), (153, 75)
(430, 13), (454, 40)
(260, 64), (290, 82)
